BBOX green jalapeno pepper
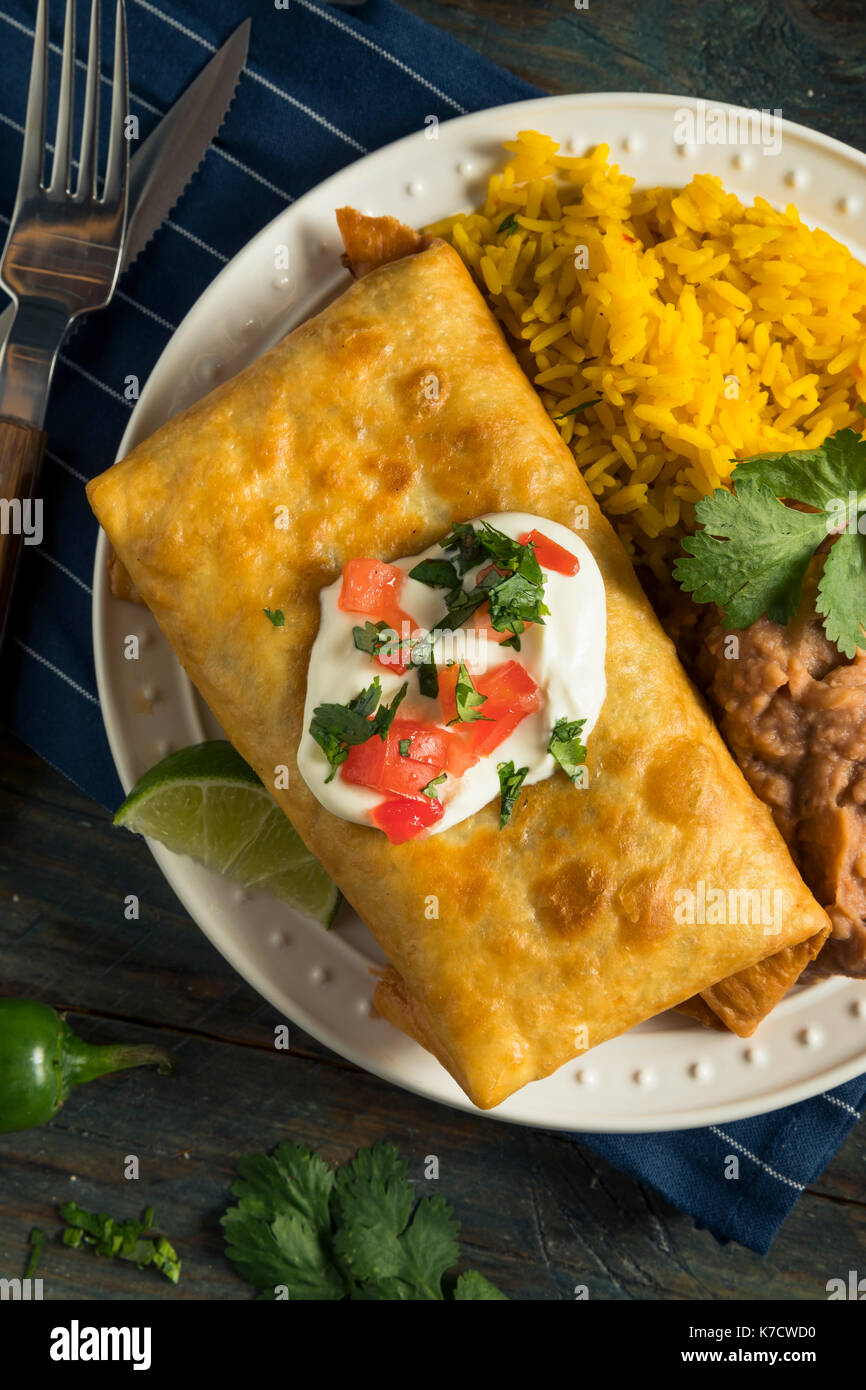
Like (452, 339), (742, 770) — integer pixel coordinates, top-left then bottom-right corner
(0, 999), (174, 1134)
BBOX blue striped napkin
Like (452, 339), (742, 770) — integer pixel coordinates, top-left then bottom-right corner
(1, 0), (862, 1255)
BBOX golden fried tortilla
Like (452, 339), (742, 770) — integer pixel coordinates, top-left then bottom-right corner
(678, 926), (829, 1035)
(87, 213), (829, 1109)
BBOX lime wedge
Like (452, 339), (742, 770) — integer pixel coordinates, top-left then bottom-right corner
(114, 741), (340, 927)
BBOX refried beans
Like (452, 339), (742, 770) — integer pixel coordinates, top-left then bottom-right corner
(662, 591), (866, 978)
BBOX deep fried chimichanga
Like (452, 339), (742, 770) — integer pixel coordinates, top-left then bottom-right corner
(87, 214), (829, 1109)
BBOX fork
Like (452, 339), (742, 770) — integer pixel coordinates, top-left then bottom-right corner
(0, 0), (128, 647)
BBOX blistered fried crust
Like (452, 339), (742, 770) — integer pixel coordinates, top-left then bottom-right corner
(87, 215), (829, 1109)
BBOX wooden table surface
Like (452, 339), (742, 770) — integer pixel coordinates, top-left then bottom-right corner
(2, 0), (865, 1301)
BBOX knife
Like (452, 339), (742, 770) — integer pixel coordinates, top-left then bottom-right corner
(0, 16), (251, 344)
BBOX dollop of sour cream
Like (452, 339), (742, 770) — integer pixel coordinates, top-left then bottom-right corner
(298, 512), (607, 836)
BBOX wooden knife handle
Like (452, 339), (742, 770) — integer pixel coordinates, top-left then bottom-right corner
(0, 415), (47, 650)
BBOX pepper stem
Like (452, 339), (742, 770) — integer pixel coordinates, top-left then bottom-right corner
(59, 1018), (175, 1096)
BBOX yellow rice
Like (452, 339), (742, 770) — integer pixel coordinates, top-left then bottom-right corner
(427, 131), (866, 580)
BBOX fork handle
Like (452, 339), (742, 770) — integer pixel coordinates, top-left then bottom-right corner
(0, 416), (47, 650)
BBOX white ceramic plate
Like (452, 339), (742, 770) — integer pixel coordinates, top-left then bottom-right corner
(92, 92), (866, 1131)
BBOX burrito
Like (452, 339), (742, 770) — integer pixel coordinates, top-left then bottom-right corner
(87, 211), (830, 1110)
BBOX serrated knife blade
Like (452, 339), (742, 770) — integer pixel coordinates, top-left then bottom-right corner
(0, 16), (251, 342)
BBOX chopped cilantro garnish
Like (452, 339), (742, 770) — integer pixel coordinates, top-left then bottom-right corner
(421, 773), (447, 799)
(408, 558), (461, 593)
(441, 521), (485, 576)
(477, 521), (544, 586)
(548, 717), (588, 783)
(673, 429), (866, 657)
(352, 620), (395, 659)
(25, 1227), (45, 1279)
(417, 659), (439, 699)
(264, 608), (285, 627)
(59, 1202), (181, 1284)
(309, 677), (408, 782)
(221, 1140), (507, 1301)
(435, 521), (549, 641)
(434, 577), (497, 632)
(488, 571), (549, 638)
(449, 662), (489, 724)
(554, 399), (602, 421)
(398, 738), (412, 757)
(498, 212), (519, 236)
(496, 761), (529, 828)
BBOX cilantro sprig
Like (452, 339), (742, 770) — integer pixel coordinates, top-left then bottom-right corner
(221, 1141), (507, 1301)
(673, 428), (866, 658)
(309, 677), (408, 782)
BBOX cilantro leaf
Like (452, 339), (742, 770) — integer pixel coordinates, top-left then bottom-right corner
(496, 760), (529, 828)
(477, 521), (544, 583)
(454, 1269), (510, 1300)
(398, 738), (411, 757)
(498, 212), (519, 236)
(731, 429), (866, 511)
(488, 571), (549, 635)
(548, 717), (588, 783)
(434, 582), (494, 632)
(417, 659), (439, 699)
(309, 679), (407, 782)
(673, 429), (866, 656)
(352, 620), (393, 658)
(263, 608), (285, 627)
(408, 558), (461, 593)
(441, 521), (485, 575)
(222, 1143), (345, 1301)
(817, 521), (866, 658)
(450, 662), (489, 724)
(221, 1140), (506, 1301)
(421, 773), (447, 799)
(331, 1144), (459, 1301)
(674, 477), (826, 628)
(436, 522), (548, 637)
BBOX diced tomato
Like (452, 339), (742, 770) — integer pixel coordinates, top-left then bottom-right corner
(339, 558), (413, 630)
(341, 718), (478, 798)
(480, 660), (542, 712)
(518, 528), (580, 576)
(370, 795), (445, 844)
(464, 711), (524, 758)
(389, 720), (479, 777)
(340, 735), (388, 788)
(339, 557), (416, 673)
(439, 659), (541, 755)
(342, 738), (431, 798)
(437, 664), (459, 724)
